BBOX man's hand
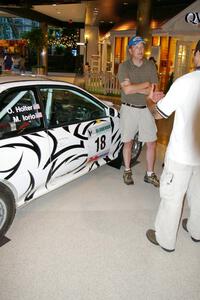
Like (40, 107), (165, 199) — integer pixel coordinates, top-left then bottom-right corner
(152, 91), (165, 103)
(149, 84), (164, 103)
(139, 82), (152, 95)
(146, 84), (163, 119)
(143, 82), (151, 89)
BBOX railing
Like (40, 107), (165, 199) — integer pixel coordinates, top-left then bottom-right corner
(85, 72), (121, 96)
(84, 71), (170, 97)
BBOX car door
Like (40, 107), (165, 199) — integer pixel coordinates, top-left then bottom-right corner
(38, 85), (112, 187)
(0, 86), (51, 206)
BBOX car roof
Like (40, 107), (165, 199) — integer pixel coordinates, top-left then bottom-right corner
(0, 75), (77, 91)
(0, 75), (102, 104)
(0, 75), (65, 84)
(0, 74), (102, 102)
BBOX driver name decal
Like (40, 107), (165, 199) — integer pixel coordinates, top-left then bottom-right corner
(7, 103), (42, 123)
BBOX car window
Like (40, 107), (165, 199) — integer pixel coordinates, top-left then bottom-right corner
(39, 87), (107, 127)
(0, 88), (43, 139)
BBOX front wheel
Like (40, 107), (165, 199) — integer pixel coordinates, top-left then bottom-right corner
(0, 183), (16, 240)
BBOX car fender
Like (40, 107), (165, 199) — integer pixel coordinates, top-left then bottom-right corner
(0, 179), (18, 204)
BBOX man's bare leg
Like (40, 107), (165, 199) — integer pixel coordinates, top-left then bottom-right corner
(146, 141), (156, 172)
(144, 141), (159, 187)
(123, 141), (133, 169)
(123, 141), (134, 185)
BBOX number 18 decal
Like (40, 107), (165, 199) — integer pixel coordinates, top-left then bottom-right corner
(87, 122), (111, 159)
(95, 135), (106, 152)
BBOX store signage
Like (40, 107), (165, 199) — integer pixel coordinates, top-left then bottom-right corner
(185, 12), (200, 24)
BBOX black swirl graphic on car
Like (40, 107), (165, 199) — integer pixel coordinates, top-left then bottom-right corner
(43, 132), (85, 170)
(0, 135), (42, 166)
(0, 154), (23, 180)
(24, 171), (36, 201)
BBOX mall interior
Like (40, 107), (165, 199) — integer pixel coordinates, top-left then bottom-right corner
(0, 1), (200, 300)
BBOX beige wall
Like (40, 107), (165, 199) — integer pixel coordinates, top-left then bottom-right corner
(84, 25), (99, 65)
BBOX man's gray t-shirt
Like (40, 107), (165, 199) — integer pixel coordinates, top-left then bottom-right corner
(118, 58), (158, 106)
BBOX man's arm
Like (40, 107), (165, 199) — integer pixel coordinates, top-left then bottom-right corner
(121, 79), (151, 95)
(118, 63), (151, 95)
(146, 98), (163, 119)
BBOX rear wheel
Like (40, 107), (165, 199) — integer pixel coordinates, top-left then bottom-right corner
(130, 132), (143, 166)
(0, 183), (16, 240)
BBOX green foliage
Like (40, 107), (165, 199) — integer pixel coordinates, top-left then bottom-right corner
(22, 28), (45, 51)
(22, 28), (46, 66)
(55, 45), (65, 55)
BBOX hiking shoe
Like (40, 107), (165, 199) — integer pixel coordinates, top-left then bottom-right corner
(146, 229), (175, 252)
(182, 219), (200, 242)
(144, 172), (159, 187)
(123, 169), (134, 185)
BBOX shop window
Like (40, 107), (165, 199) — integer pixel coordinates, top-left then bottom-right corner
(174, 41), (192, 79)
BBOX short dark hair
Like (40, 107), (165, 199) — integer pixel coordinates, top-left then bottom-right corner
(194, 40), (200, 55)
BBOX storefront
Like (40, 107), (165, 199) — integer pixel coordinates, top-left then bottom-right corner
(0, 39), (27, 55)
(100, 0), (200, 91)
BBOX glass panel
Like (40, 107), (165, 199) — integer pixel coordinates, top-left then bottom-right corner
(0, 88), (43, 139)
(40, 87), (107, 127)
(175, 42), (191, 79)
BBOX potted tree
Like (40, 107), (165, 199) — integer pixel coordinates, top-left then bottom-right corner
(23, 27), (46, 75)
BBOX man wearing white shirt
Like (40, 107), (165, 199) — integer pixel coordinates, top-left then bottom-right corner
(146, 40), (200, 252)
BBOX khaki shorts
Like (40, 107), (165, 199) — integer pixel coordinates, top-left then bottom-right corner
(120, 104), (157, 143)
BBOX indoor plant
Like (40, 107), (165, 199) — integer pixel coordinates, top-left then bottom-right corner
(23, 27), (46, 75)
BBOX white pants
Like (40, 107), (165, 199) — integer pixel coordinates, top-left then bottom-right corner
(155, 159), (200, 250)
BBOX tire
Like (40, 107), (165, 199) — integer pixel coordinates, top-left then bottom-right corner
(0, 183), (16, 240)
(130, 132), (143, 167)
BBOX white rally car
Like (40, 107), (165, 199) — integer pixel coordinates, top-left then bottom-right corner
(0, 76), (123, 239)
(0, 76), (142, 239)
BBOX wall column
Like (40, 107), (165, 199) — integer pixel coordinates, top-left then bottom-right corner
(40, 22), (48, 75)
(101, 40), (107, 72)
(136, 0), (152, 57)
(84, 25), (99, 66)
